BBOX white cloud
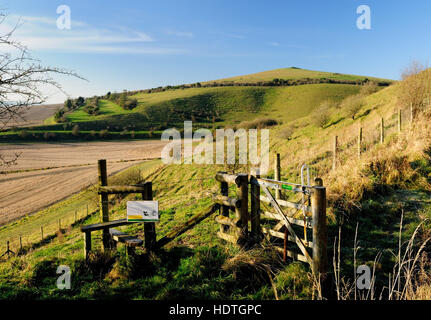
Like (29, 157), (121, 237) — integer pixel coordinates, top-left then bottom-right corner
(0, 14), (187, 55)
(164, 29), (194, 38)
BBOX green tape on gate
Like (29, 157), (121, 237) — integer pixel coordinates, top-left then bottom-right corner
(282, 184), (292, 190)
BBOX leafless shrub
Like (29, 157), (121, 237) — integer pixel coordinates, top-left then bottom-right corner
(0, 12), (84, 166)
(342, 94), (365, 120)
(360, 81), (381, 95)
(398, 60), (431, 114)
(313, 101), (332, 128)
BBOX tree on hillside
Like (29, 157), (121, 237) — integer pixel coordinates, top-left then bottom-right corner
(64, 99), (73, 110)
(0, 13), (84, 166)
(398, 60), (431, 114)
(75, 96), (85, 107)
(313, 100), (332, 128)
(342, 94), (365, 120)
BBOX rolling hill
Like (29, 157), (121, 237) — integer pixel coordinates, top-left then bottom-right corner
(5, 67), (431, 300)
(0, 67), (393, 141)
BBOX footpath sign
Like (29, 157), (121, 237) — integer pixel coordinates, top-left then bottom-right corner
(127, 201), (159, 222)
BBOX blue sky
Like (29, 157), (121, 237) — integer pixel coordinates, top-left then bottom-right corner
(2, 0), (431, 103)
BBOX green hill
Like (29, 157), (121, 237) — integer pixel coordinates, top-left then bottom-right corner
(5, 68), (431, 300)
(1, 68), (393, 141)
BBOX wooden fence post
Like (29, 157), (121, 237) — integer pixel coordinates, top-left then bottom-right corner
(74, 210), (77, 223)
(311, 178), (328, 291)
(84, 231), (91, 259)
(398, 108), (402, 133)
(380, 117), (384, 144)
(40, 226), (44, 240)
(98, 159), (110, 250)
(274, 153), (281, 199)
(143, 182), (156, 251)
(357, 127), (362, 158)
(19, 236), (22, 252)
(236, 174), (249, 244)
(250, 168), (261, 240)
(220, 175), (229, 233)
(332, 136), (338, 170)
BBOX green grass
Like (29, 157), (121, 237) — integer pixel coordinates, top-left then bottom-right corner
(203, 67), (393, 84)
(5, 68), (430, 300)
(3, 68), (392, 142)
(66, 99), (133, 122)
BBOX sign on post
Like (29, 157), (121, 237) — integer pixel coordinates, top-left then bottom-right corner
(127, 201), (159, 222)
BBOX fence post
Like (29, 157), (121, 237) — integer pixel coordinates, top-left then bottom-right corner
(311, 178), (328, 293)
(332, 136), (338, 170)
(220, 173), (229, 233)
(84, 231), (91, 259)
(40, 226), (44, 240)
(143, 181), (156, 251)
(236, 174), (249, 245)
(357, 127), (362, 158)
(398, 108), (402, 133)
(380, 117), (384, 144)
(410, 102), (414, 128)
(274, 153), (281, 199)
(250, 168), (261, 241)
(74, 210), (77, 223)
(98, 159), (110, 250)
(19, 236), (22, 252)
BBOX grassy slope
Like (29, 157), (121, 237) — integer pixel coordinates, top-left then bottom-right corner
(6, 68), (391, 136)
(7, 69), (431, 300)
(203, 67), (391, 84)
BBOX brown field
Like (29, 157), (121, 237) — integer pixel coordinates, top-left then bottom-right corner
(3, 104), (62, 128)
(0, 140), (167, 225)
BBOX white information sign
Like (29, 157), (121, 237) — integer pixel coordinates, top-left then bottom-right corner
(127, 201), (159, 222)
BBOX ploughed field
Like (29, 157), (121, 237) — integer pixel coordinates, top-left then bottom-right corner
(0, 140), (167, 225)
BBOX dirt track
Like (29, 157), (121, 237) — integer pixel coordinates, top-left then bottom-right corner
(0, 140), (167, 225)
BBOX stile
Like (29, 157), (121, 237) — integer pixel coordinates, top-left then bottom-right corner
(250, 168), (261, 238)
(143, 182), (156, 251)
(98, 159), (110, 250)
(220, 178), (230, 233)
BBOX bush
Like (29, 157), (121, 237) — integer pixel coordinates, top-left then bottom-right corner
(313, 101), (332, 128)
(72, 124), (80, 136)
(280, 125), (294, 140)
(341, 94), (365, 120)
(238, 118), (278, 129)
(123, 98), (138, 110)
(360, 81), (380, 95)
(99, 129), (109, 138)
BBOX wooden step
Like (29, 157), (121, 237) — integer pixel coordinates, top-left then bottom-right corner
(109, 228), (143, 247)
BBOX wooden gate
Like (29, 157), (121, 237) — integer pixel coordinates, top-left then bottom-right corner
(215, 170), (327, 277)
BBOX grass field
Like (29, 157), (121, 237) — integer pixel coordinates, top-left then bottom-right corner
(202, 67), (392, 84)
(0, 68), (393, 142)
(6, 68), (431, 300)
